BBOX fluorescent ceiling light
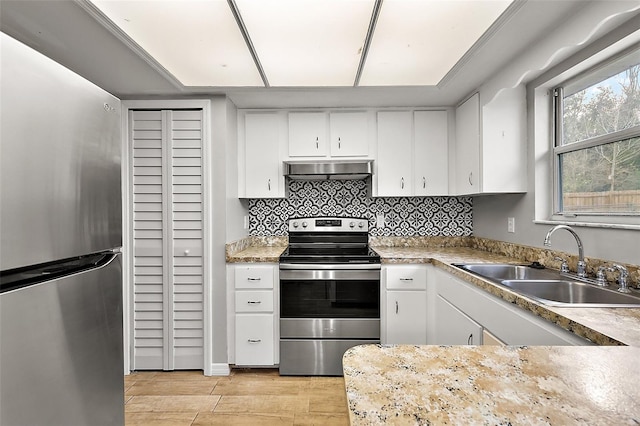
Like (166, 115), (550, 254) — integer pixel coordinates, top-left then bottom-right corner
(359, 0), (513, 86)
(235, 0), (375, 87)
(90, 0), (263, 87)
(89, 0), (513, 88)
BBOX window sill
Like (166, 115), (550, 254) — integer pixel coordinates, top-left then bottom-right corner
(534, 219), (640, 231)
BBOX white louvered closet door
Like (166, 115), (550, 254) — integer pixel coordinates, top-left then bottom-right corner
(131, 109), (204, 371)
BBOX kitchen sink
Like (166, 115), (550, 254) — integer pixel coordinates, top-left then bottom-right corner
(454, 263), (640, 307)
(456, 263), (559, 281)
(501, 279), (640, 307)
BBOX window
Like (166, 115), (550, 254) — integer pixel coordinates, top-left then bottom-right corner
(553, 46), (640, 216)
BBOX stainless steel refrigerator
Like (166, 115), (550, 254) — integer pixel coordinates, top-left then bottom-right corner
(0, 33), (124, 425)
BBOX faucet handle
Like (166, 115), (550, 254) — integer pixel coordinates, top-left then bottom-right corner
(595, 266), (609, 287)
(554, 257), (569, 273)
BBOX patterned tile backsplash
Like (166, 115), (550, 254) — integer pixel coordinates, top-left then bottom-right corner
(248, 180), (472, 237)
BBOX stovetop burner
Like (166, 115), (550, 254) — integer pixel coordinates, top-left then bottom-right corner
(279, 216), (380, 265)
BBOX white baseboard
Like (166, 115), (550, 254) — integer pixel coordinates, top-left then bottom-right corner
(206, 363), (231, 376)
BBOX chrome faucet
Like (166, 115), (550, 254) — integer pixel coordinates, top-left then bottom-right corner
(544, 225), (586, 278)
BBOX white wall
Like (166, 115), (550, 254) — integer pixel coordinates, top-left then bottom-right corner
(473, 4), (640, 266)
(209, 96), (247, 365)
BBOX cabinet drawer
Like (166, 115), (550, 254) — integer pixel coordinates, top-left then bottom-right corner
(235, 314), (275, 366)
(235, 291), (274, 313)
(386, 266), (427, 290)
(235, 265), (274, 289)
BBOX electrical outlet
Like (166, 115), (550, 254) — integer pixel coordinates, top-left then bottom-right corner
(376, 213), (385, 228)
(507, 217), (515, 233)
(244, 215), (249, 229)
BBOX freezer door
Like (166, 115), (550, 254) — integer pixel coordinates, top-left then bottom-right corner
(0, 253), (124, 426)
(0, 33), (121, 270)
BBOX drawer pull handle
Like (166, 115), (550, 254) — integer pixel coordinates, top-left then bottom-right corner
(248, 339), (262, 343)
(399, 278), (413, 281)
(247, 277), (261, 281)
(247, 301), (262, 304)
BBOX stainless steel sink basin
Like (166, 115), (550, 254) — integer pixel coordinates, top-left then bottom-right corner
(454, 263), (640, 307)
(457, 264), (559, 281)
(501, 279), (640, 307)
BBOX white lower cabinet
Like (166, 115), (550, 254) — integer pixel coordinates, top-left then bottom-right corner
(382, 265), (428, 345)
(434, 294), (483, 345)
(432, 268), (593, 346)
(235, 315), (274, 366)
(230, 263), (278, 366)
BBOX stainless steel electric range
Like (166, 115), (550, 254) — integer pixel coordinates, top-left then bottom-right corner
(278, 217), (381, 376)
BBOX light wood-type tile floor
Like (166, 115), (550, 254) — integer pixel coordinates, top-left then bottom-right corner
(124, 369), (350, 426)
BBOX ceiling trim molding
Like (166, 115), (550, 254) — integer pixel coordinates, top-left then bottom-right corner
(354, 0), (384, 87)
(226, 0), (269, 87)
(438, 0), (528, 89)
(73, 0), (185, 92)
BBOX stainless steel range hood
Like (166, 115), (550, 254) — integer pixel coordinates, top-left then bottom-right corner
(284, 160), (373, 180)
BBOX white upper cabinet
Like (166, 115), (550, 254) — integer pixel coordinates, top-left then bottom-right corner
(241, 112), (284, 198)
(288, 112), (327, 157)
(376, 110), (449, 197)
(329, 111), (369, 157)
(377, 111), (413, 197)
(454, 93), (481, 195)
(454, 88), (526, 195)
(481, 86), (527, 193)
(414, 110), (449, 196)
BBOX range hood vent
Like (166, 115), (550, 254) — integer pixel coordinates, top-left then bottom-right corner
(283, 160), (373, 181)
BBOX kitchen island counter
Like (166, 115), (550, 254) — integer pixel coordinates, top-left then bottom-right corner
(343, 344), (640, 425)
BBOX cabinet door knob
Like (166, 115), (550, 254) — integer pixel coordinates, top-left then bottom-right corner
(184, 249), (190, 256)
(395, 301), (399, 314)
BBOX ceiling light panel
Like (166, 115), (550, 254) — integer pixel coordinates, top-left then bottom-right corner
(359, 0), (513, 86)
(235, 0), (375, 87)
(90, 0), (263, 87)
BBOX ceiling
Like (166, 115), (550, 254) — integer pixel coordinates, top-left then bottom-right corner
(87, 0), (513, 88)
(0, 0), (630, 108)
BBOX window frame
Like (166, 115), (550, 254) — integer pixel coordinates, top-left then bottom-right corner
(551, 44), (640, 219)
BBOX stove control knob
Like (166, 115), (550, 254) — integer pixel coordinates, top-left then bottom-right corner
(292, 221), (299, 228)
(358, 221), (365, 228)
(302, 221), (308, 228)
(349, 221), (355, 228)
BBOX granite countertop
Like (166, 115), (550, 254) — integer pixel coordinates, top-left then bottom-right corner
(371, 245), (640, 347)
(226, 242), (640, 346)
(226, 245), (286, 263)
(343, 344), (640, 425)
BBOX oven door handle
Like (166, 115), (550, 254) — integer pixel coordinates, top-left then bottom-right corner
(279, 268), (380, 281)
(279, 263), (381, 270)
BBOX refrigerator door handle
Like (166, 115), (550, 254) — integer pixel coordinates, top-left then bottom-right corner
(0, 250), (121, 294)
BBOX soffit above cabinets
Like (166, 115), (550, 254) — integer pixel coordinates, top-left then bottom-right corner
(88, 0), (513, 88)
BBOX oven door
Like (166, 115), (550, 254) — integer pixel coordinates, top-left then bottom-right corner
(279, 266), (380, 320)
